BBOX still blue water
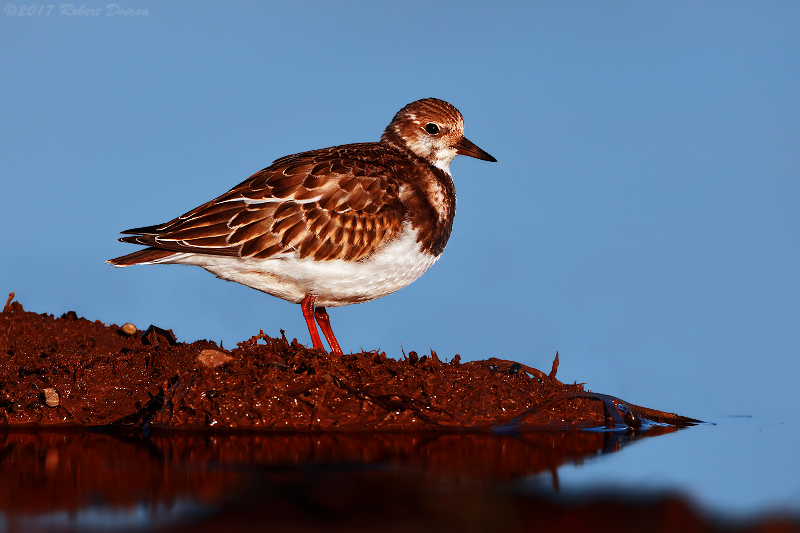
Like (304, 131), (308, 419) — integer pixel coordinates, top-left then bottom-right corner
(558, 413), (800, 517)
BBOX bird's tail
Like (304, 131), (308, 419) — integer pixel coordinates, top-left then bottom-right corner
(107, 247), (176, 267)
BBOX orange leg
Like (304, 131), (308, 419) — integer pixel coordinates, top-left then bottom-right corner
(300, 294), (325, 351)
(314, 307), (343, 357)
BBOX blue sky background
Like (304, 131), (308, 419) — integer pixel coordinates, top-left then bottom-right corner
(1, 0), (799, 515)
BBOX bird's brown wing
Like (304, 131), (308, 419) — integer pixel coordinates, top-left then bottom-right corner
(118, 144), (408, 262)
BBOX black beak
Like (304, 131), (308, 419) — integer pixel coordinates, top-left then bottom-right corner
(455, 136), (497, 162)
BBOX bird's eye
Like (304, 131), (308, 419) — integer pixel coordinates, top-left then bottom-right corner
(425, 123), (440, 135)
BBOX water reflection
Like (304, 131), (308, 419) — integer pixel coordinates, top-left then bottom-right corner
(1, 427), (789, 532)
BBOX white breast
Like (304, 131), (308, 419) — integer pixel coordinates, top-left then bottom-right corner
(164, 222), (439, 307)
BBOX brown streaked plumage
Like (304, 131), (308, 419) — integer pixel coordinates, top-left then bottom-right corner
(109, 98), (496, 356)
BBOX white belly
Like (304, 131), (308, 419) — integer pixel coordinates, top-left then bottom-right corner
(163, 222), (439, 307)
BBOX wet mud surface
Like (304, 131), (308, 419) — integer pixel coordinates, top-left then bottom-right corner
(0, 294), (695, 431)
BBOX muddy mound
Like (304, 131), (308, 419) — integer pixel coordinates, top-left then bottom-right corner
(0, 293), (697, 430)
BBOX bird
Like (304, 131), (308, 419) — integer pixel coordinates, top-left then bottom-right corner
(108, 98), (496, 356)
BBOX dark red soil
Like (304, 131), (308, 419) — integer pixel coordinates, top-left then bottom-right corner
(0, 293), (693, 430)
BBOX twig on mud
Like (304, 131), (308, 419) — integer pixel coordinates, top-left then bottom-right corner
(492, 391), (702, 432)
(237, 330), (271, 348)
(486, 358), (564, 387)
(549, 352), (560, 380)
(3, 292), (15, 313)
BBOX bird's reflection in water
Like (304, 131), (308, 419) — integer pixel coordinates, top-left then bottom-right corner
(0, 427), (712, 532)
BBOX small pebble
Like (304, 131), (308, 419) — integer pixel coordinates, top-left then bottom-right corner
(43, 388), (59, 407)
(121, 323), (137, 336)
(196, 349), (234, 369)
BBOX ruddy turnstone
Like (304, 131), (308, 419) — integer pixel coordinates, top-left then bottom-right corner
(108, 98), (496, 356)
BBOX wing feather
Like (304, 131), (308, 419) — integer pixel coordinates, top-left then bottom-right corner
(163, 225), (230, 241)
(241, 233), (282, 258)
(228, 220), (273, 245)
(118, 144), (408, 262)
(229, 206), (275, 228)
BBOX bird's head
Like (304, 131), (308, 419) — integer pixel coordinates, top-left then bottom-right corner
(381, 98), (496, 173)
